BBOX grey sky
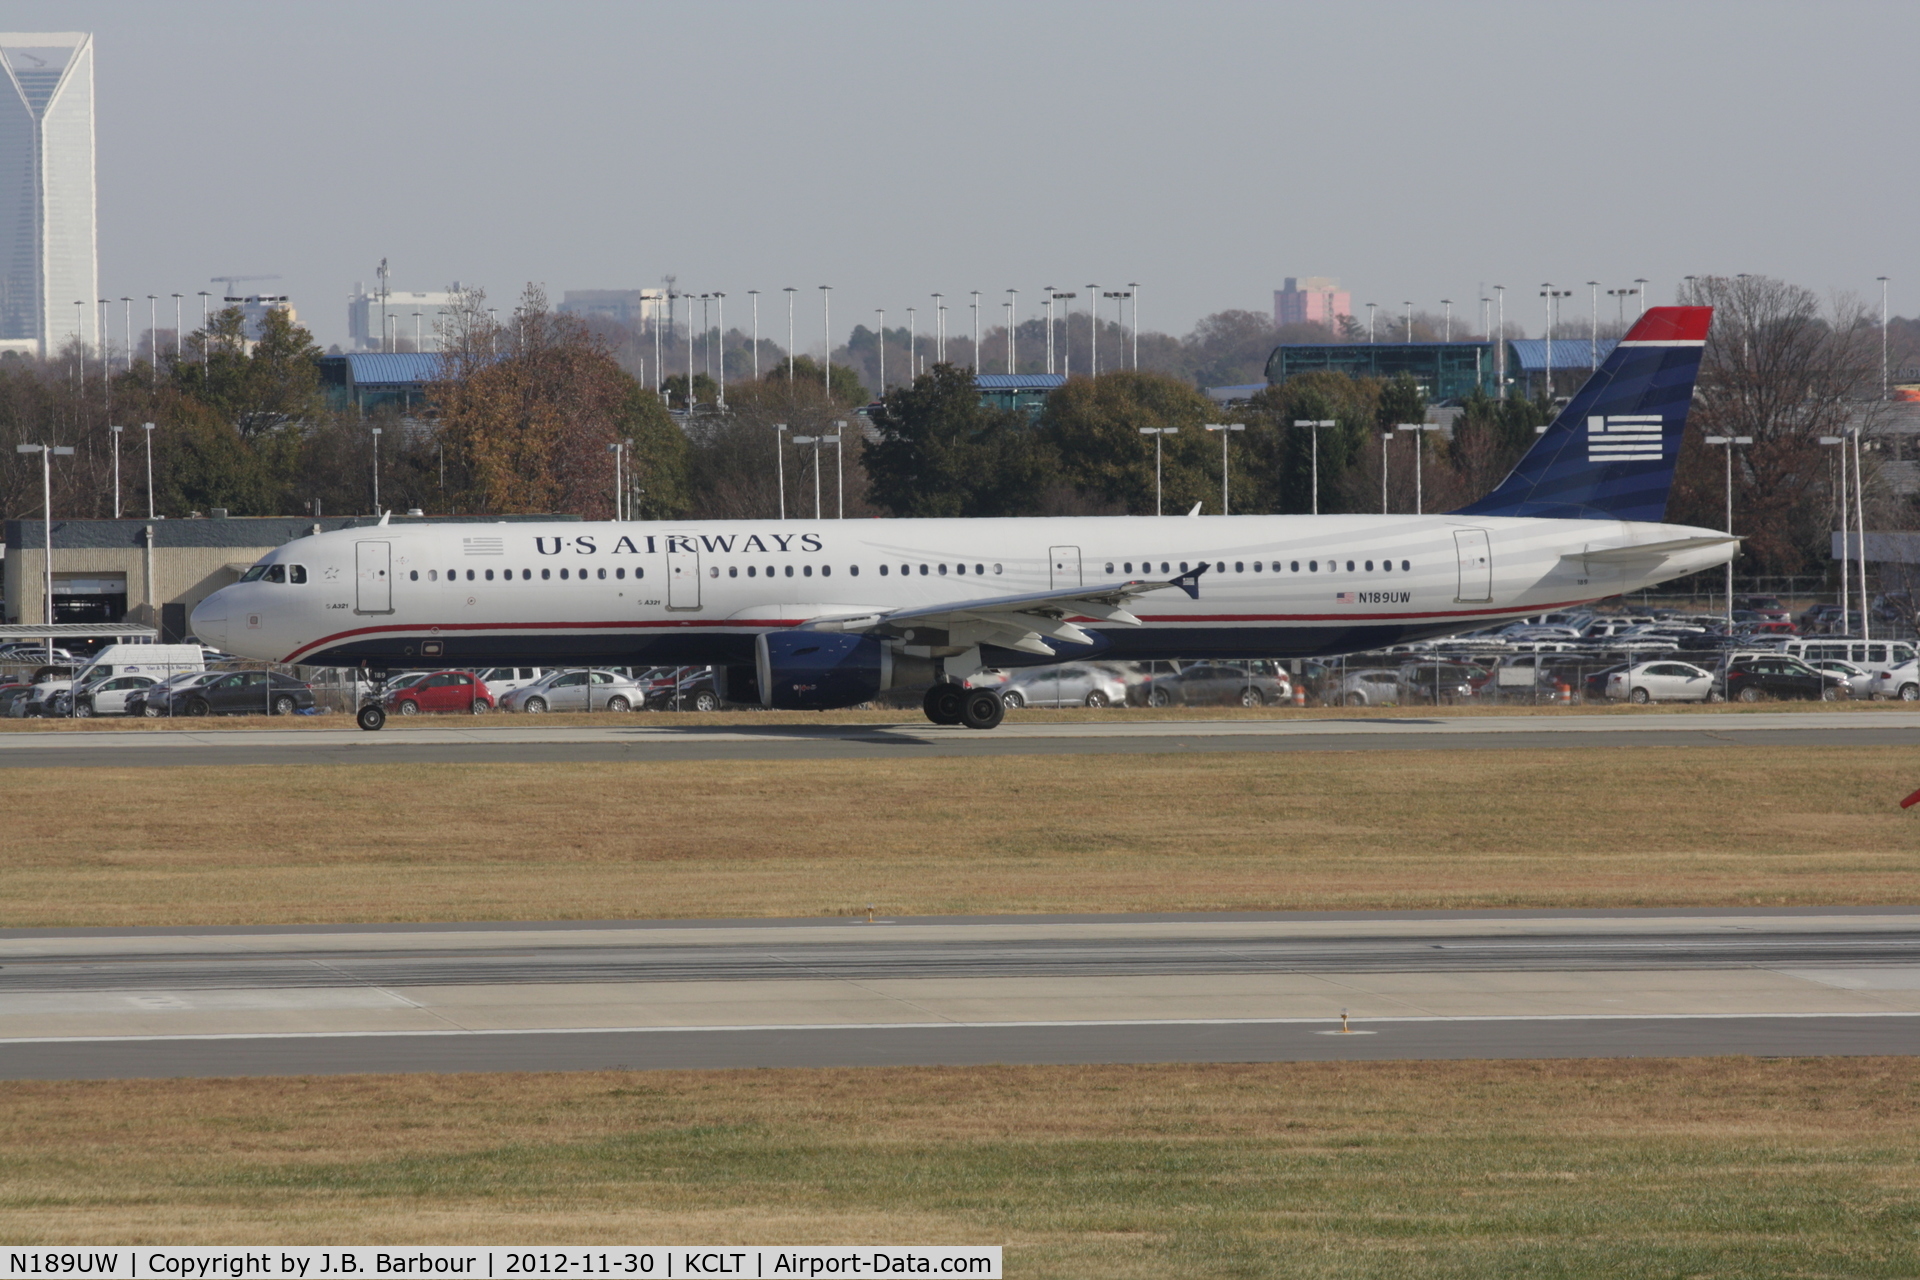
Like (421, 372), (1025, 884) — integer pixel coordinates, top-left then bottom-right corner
(13, 0), (1914, 351)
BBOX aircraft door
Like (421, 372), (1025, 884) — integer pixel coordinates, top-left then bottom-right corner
(666, 538), (701, 610)
(1049, 546), (1082, 588)
(356, 541), (392, 613)
(1453, 528), (1492, 603)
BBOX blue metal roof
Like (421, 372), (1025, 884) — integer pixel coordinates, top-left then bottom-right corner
(343, 353), (443, 385)
(974, 374), (1066, 391)
(1506, 339), (1616, 373)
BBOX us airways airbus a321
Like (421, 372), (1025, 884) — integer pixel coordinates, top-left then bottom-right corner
(194, 305), (1734, 730)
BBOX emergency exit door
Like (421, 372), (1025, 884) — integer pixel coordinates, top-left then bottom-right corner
(1049, 546), (1082, 588)
(356, 541), (392, 613)
(1453, 528), (1492, 603)
(666, 539), (701, 610)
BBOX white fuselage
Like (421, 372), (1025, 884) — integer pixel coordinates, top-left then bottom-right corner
(192, 513), (1736, 671)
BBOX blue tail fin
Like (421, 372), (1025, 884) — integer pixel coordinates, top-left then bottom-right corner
(1454, 305), (1711, 522)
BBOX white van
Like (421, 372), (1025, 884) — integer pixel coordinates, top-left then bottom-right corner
(1772, 639), (1917, 678)
(70, 644), (207, 685)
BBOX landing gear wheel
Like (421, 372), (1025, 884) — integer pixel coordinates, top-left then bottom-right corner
(923, 683), (965, 725)
(959, 687), (1005, 730)
(357, 703), (387, 731)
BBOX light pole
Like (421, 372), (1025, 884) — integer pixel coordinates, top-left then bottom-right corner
(1396, 423), (1442, 514)
(1704, 434), (1752, 625)
(1587, 281), (1600, 369)
(1128, 281), (1140, 369)
(907, 308), (916, 379)
(197, 291), (211, 372)
(1053, 290), (1075, 376)
(369, 426), (383, 516)
(1634, 278), (1648, 314)
(1138, 427), (1177, 516)
(141, 422), (155, 520)
(931, 293), (943, 362)
(121, 297), (132, 376)
(713, 292), (725, 407)
(17, 442), (75, 657)
(875, 309), (885, 391)
(109, 424), (122, 518)
(1381, 431), (1392, 512)
(1878, 276), (1890, 401)
(1820, 435), (1849, 629)
(1085, 284), (1098, 372)
(1608, 286), (1633, 329)
(1440, 298), (1452, 342)
(1403, 301), (1413, 343)
(971, 290), (981, 369)
(784, 287), (796, 382)
(146, 295), (157, 381)
(1366, 302), (1376, 343)
(412, 311), (422, 353)
(1540, 285), (1571, 398)
(1203, 423), (1244, 514)
(819, 286), (832, 395)
(608, 441), (624, 521)
(1292, 419), (1335, 514)
(1042, 287), (1055, 374)
(1853, 428), (1869, 641)
(1493, 285), (1506, 398)
(171, 293), (183, 362)
(747, 290), (760, 380)
(774, 424), (788, 520)
(1006, 289), (1018, 372)
(792, 432), (840, 519)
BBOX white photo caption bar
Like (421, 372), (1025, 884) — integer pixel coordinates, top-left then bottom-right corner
(0, 1249), (1001, 1280)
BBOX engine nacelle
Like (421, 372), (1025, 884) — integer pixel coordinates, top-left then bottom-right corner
(755, 630), (908, 710)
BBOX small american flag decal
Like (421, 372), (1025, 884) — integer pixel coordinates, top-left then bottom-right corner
(1335, 592), (1357, 603)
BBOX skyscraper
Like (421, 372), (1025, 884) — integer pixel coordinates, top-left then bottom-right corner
(0, 32), (96, 359)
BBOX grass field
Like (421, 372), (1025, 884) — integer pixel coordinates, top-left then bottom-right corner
(5, 744), (1917, 926)
(3, 1059), (1917, 1275)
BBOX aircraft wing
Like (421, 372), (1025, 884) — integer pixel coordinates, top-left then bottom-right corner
(1562, 536), (1740, 565)
(803, 564), (1209, 657)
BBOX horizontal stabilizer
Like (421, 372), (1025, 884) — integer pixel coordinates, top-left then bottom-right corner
(1562, 535), (1740, 565)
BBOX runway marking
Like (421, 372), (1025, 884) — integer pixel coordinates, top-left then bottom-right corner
(6, 1009), (1917, 1046)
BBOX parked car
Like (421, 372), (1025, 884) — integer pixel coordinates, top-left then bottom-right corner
(1734, 596), (1791, 622)
(1331, 668), (1404, 707)
(1583, 662), (1634, 702)
(0, 644), (77, 665)
(1808, 659), (1877, 700)
(1396, 661), (1479, 704)
(10, 678), (73, 717)
(1002, 663), (1131, 709)
(128, 670), (223, 718)
(475, 666), (550, 698)
(501, 668), (647, 713)
(1867, 660), (1920, 702)
(168, 670), (316, 716)
(1138, 661), (1288, 708)
(385, 669), (495, 716)
(1605, 660), (1717, 703)
(1715, 654), (1847, 703)
(72, 674), (159, 717)
(643, 666), (722, 712)
(1798, 603), (1846, 633)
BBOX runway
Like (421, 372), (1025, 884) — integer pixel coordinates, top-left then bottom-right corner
(1, 708), (1916, 767)
(5, 908), (1916, 1079)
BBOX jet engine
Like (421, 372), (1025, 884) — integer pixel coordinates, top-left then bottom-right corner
(751, 630), (934, 710)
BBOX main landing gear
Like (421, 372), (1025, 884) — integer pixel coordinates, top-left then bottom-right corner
(923, 682), (1004, 730)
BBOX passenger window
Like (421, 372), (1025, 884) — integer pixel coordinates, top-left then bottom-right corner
(560, 568), (569, 580)
(748, 566), (757, 577)
(1365, 561), (1373, 571)
(1253, 561), (1262, 572)
(822, 565), (831, 577)
(850, 565), (859, 576)
(1215, 562), (1225, 572)
(879, 565), (888, 575)
(804, 565), (813, 577)
(1105, 563), (1115, 574)
(1160, 562), (1170, 573)
(729, 567), (738, 578)
(709, 566), (718, 578)
(938, 564), (947, 575)
(466, 569), (475, 581)
(975, 564), (984, 575)
(783, 565), (793, 577)
(429, 570), (438, 581)
(541, 568), (551, 580)
(1382, 560), (1392, 572)
(485, 569), (495, 581)
(919, 564), (929, 575)
(1235, 562), (1243, 573)
(599, 568), (608, 580)
(1401, 560), (1410, 571)
(766, 565), (775, 577)
(408, 570), (418, 581)
(1123, 562), (1132, 573)
(634, 567), (643, 578)
(1309, 561), (1318, 572)
(994, 564), (1002, 574)
(1291, 561), (1299, 572)
(617, 567), (626, 579)
(1346, 561), (1355, 572)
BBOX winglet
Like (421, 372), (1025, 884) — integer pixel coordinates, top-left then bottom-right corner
(377, 509), (391, 526)
(1170, 561), (1210, 599)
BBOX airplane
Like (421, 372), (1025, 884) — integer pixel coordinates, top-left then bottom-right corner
(194, 305), (1734, 731)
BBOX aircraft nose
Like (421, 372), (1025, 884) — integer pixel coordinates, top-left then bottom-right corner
(189, 590), (228, 649)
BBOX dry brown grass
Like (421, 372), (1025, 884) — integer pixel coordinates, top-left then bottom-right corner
(0, 697), (1909, 732)
(4, 745), (1917, 926)
(2, 1059), (1918, 1276)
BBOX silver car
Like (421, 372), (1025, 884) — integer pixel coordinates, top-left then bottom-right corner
(1000, 663), (1129, 708)
(498, 668), (645, 713)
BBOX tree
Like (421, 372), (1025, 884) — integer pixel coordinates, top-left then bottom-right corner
(1037, 371), (1219, 514)
(864, 364), (1050, 518)
(1240, 373), (1381, 514)
(170, 305), (324, 436)
(781, 356), (869, 408)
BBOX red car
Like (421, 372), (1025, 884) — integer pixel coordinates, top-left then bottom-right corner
(385, 669), (495, 715)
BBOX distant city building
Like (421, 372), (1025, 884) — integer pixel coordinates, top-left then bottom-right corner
(1273, 277), (1350, 331)
(347, 283), (473, 352)
(0, 32), (96, 358)
(224, 295), (296, 342)
(559, 289), (663, 331)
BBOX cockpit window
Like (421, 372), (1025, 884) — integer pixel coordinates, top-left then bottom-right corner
(288, 565), (307, 584)
(264, 565), (286, 584)
(240, 565), (268, 583)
